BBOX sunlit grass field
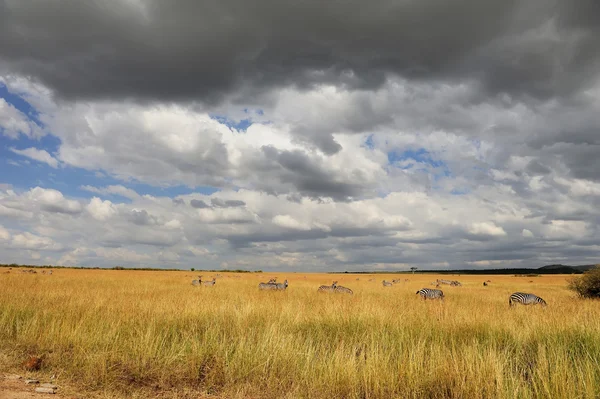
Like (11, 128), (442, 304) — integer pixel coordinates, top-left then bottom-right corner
(1, 269), (599, 398)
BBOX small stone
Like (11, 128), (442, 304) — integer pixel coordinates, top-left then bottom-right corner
(35, 387), (56, 394)
(40, 383), (57, 389)
(25, 379), (40, 384)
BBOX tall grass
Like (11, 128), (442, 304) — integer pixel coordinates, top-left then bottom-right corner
(1, 270), (599, 398)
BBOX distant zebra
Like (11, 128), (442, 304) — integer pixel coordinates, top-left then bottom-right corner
(318, 281), (337, 293)
(334, 283), (353, 295)
(274, 279), (288, 290)
(509, 292), (547, 307)
(201, 277), (216, 287)
(258, 278), (278, 290)
(382, 280), (393, 287)
(416, 288), (444, 300)
(392, 279), (401, 283)
(437, 279), (462, 287)
(192, 276), (202, 286)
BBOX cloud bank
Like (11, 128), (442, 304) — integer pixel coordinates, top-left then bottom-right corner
(0, 0), (599, 270)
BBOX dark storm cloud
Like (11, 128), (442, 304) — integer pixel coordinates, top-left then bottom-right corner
(128, 209), (154, 225)
(2, 0), (599, 103)
(190, 199), (210, 209)
(244, 146), (368, 201)
(210, 198), (246, 208)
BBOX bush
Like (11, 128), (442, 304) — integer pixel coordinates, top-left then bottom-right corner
(568, 265), (600, 298)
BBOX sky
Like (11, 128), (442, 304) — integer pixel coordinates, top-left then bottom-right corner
(0, 0), (599, 271)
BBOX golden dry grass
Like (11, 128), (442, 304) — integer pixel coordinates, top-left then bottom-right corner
(1, 269), (599, 398)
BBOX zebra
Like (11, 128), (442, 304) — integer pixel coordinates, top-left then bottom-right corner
(334, 283), (353, 295)
(192, 275), (202, 286)
(274, 279), (288, 290)
(392, 279), (401, 283)
(382, 280), (393, 287)
(509, 292), (547, 307)
(437, 279), (462, 287)
(416, 288), (444, 300)
(258, 278), (278, 290)
(201, 277), (216, 287)
(317, 281), (337, 293)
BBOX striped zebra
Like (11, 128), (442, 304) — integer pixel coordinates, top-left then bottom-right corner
(318, 281), (337, 293)
(258, 278), (278, 290)
(201, 277), (216, 287)
(382, 280), (393, 287)
(274, 279), (288, 290)
(509, 292), (547, 307)
(334, 283), (353, 295)
(437, 279), (462, 287)
(416, 288), (444, 300)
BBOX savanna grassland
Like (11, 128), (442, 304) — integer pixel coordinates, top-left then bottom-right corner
(1, 269), (599, 399)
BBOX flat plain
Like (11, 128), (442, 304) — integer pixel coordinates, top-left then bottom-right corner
(1, 268), (599, 398)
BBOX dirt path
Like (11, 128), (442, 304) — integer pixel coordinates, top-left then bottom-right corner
(1, 374), (70, 399)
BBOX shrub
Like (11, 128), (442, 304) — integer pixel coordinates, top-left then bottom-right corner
(568, 265), (600, 298)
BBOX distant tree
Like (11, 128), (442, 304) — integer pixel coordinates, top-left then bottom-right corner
(410, 267), (418, 274)
(568, 265), (600, 299)
(191, 268), (195, 271)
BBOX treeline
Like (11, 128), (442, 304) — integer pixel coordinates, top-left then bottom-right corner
(0, 263), (261, 273)
(335, 267), (588, 275)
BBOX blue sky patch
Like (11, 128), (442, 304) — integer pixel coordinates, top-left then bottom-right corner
(362, 134), (375, 150)
(211, 115), (253, 131)
(0, 84), (44, 127)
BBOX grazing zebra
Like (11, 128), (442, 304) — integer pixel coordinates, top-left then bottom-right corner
(258, 279), (278, 290)
(416, 288), (444, 300)
(437, 279), (462, 287)
(201, 277), (216, 287)
(317, 281), (337, 293)
(509, 292), (547, 307)
(382, 280), (393, 287)
(334, 283), (353, 295)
